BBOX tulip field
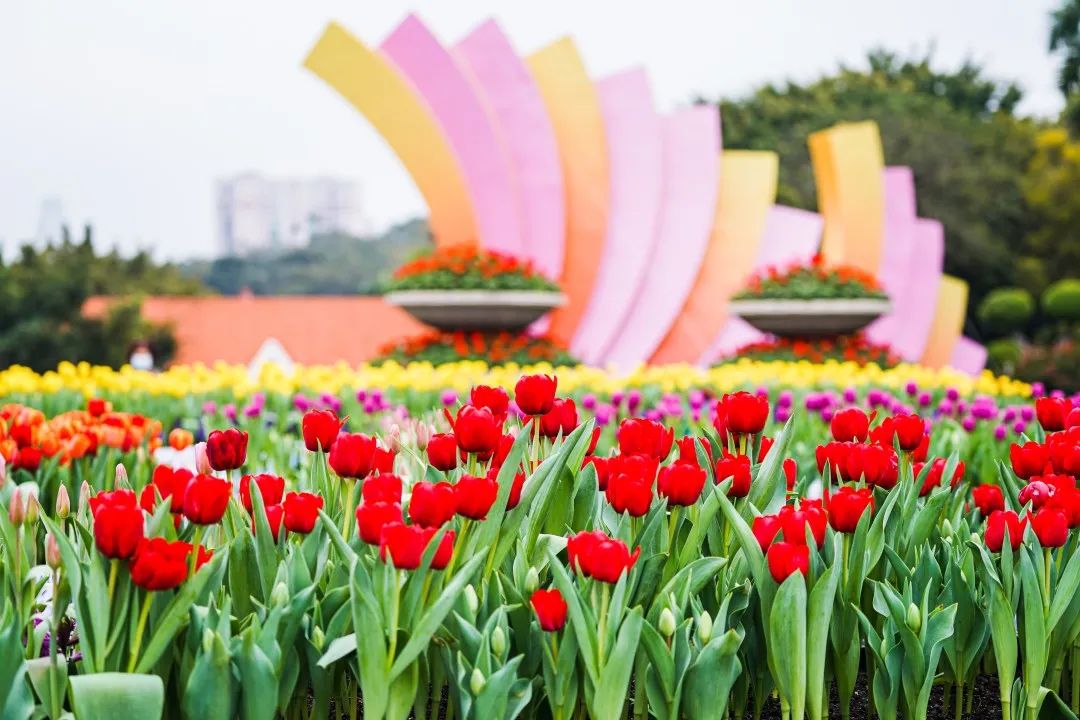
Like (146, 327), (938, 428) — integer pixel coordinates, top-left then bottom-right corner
(2, 360), (1080, 720)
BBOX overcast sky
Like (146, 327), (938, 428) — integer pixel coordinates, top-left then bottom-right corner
(0, 1), (1065, 261)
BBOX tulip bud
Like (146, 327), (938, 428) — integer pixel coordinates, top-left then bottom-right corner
(940, 518), (953, 538)
(45, 533), (62, 569)
(470, 668), (486, 695)
(202, 628), (215, 653)
(8, 487), (23, 526)
(79, 480), (92, 516)
(970, 532), (981, 544)
(55, 485), (70, 519)
(0, 455), (6, 488)
(659, 608), (676, 638)
(464, 584), (479, 616)
(24, 494), (40, 525)
(696, 611), (713, 645)
(906, 603), (921, 634)
(415, 422), (432, 450)
(114, 463), (129, 489)
(271, 582), (289, 608)
(312, 626), (325, 652)
(194, 442), (211, 475)
(524, 567), (540, 594)
(491, 626), (507, 657)
(387, 425), (402, 454)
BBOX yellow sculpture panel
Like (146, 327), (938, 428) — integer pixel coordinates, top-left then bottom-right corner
(921, 276), (969, 369)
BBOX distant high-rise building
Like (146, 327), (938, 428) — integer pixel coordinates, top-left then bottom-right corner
(215, 174), (369, 256)
(35, 196), (66, 246)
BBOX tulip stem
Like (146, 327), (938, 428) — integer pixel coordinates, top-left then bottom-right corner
(106, 558), (119, 604)
(386, 569), (401, 670)
(597, 584), (610, 668)
(667, 507), (681, 552)
(341, 479), (356, 541)
(127, 592), (153, 673)
(188, 525), (205, 579)
(1044, 548), (1053, 620)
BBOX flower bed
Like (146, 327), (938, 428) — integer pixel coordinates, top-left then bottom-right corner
(727, 333), (901, 367)
(385, 245), (559, 292)
(375, 331), (578, 366)
(1, 368), (1079, 719)
(733, 254), (887, 301)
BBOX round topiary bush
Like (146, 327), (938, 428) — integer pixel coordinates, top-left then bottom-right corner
(986, 338), (1022, 374)
(1042, 278), (1080, 322)
(977, 287), (1035, 336)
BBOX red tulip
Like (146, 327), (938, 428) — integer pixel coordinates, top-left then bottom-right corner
(1049, 437), (1080, 476)
(828, 487), (874, 533)
(587, 426), (602, 455)
(256, 504), (284, 537)
(515, 374), (558, 416)
(356, 502), (403, 545)
(128, 537), (190, 591)
(606, 470), (654, 517)
(608, 454), (658, 486)
(1068, 408), (1080, 429)
(372, 446), (396, 475)
(972, 484), (1006, 515)
(1019, 480), (1054, 510)
(779, 501), (827, 547)
(329, 432), (378, 479)
(505, 470), (526, 510)
(379, 522), (454, 570)
(539, 398), (578, 440)
(583, 456), (611, 490)
(783, 458), (798, 491)
(302, 409), (345, 452)
(87, 397), (108, 417)
(90, 489), (144, 560)
(182, 474), (231, 525)
(362, 474), (403, 505)
(566, 530), (640, 583)
(470, 385), (510, 424)
(490, 433), (516, 468)
(1011, 442), (1050, 480)
(657, 463), (706, 507)
(283, 491), (323, 534)
(14, 447), (42, 471)
(239, 473), (285, 512)
(205, 429), (248, 471)
(843, 443), (893, 487)
(453, 405), (502, 456)
(985, 510), (1027, 552)
(1031, 507), (1069, 547)
(752, 514), (781, 552)
(677, 436), (713, 468)
(140, 465), (193, 514)
(530, 588), (568, 631)
(767, 542), (809, 583)
(757, 436), (775, 463)
(892, 414), (926, 453)
(1037, 398), (1069, 432)
(918, 458), (965, 497)
(455, 473), (499, 520)
(617, 418), (675, 460)
(427, 433), (458, 472)
(715, 454), (752, 498)
(816, 442), (849, 478)
(408, 481), (456, 528)
(718, 392), (769, 436)
(1048, 486), (1080, 528)
(831, 408), (870, 443)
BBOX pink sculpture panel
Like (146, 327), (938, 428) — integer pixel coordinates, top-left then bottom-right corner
(864, 167), (918, 352)
(571, 69), (663, 364)
(701, 205), (823, 363)
(453, 20), (565, 278)
(602, 106), (720, 369)
(380, 15), (523, 255)
(950, 337), (988, 375)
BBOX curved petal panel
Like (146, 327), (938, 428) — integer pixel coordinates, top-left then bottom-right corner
(453, 20), (565, 278)
(921, 275), (969, 369)
(303, 22), (476, 247)
(701, 205), (822, 363)
(602, 106), (720, 370)
(380, 15), (522, 255)
(950, 337), (987, 375)
(526, 38), (609, 344)
(809, 121), (885, 275)
(571, 69), (663, 364)
(890, 218), (945, 361)
(651, 150), (778, 364)
(864, 167), (917, 349)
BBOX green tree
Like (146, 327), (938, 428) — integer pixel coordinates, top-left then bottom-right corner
(1051, 0), (1080, 95)
(711, 50), (1039, 337)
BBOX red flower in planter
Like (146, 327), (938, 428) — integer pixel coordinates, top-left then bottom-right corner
(206, 429), (248, 471)
(182, 474), (231, 525)
(515, 374), (558, 416)
(985, 510), (1027, 552)
(530, 588), (568, 632)
(356, 502), (403, 545)
(283, 491), (323, 534)
(426, 433), (458, 472)
(617, 418), (674, 460)
(379, 522), (454, 570)
(90, 489), (144, 560)
(767, 542), (809, 583)
(239, 473), (285, 512)
(329, 432), (378, 480)
(129, 537), (191, 591)
(455, 473), (499, 520)
(302, 409), (346, 452)
(657, 462), (706, 507)
(972, 484), (1006, 515)
(408, 481), (456, 528)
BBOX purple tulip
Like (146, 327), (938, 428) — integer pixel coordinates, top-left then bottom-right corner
(994, 425), (1007, 441)
(905, 381), (918, 396)
(581, 394), (597, 411)
(440, 390), (458, 407)
(961, 416), (976, 432)
(843, 388), (857, 404)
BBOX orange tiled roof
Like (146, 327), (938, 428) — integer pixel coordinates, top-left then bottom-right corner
(83, 295), (426, 365)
